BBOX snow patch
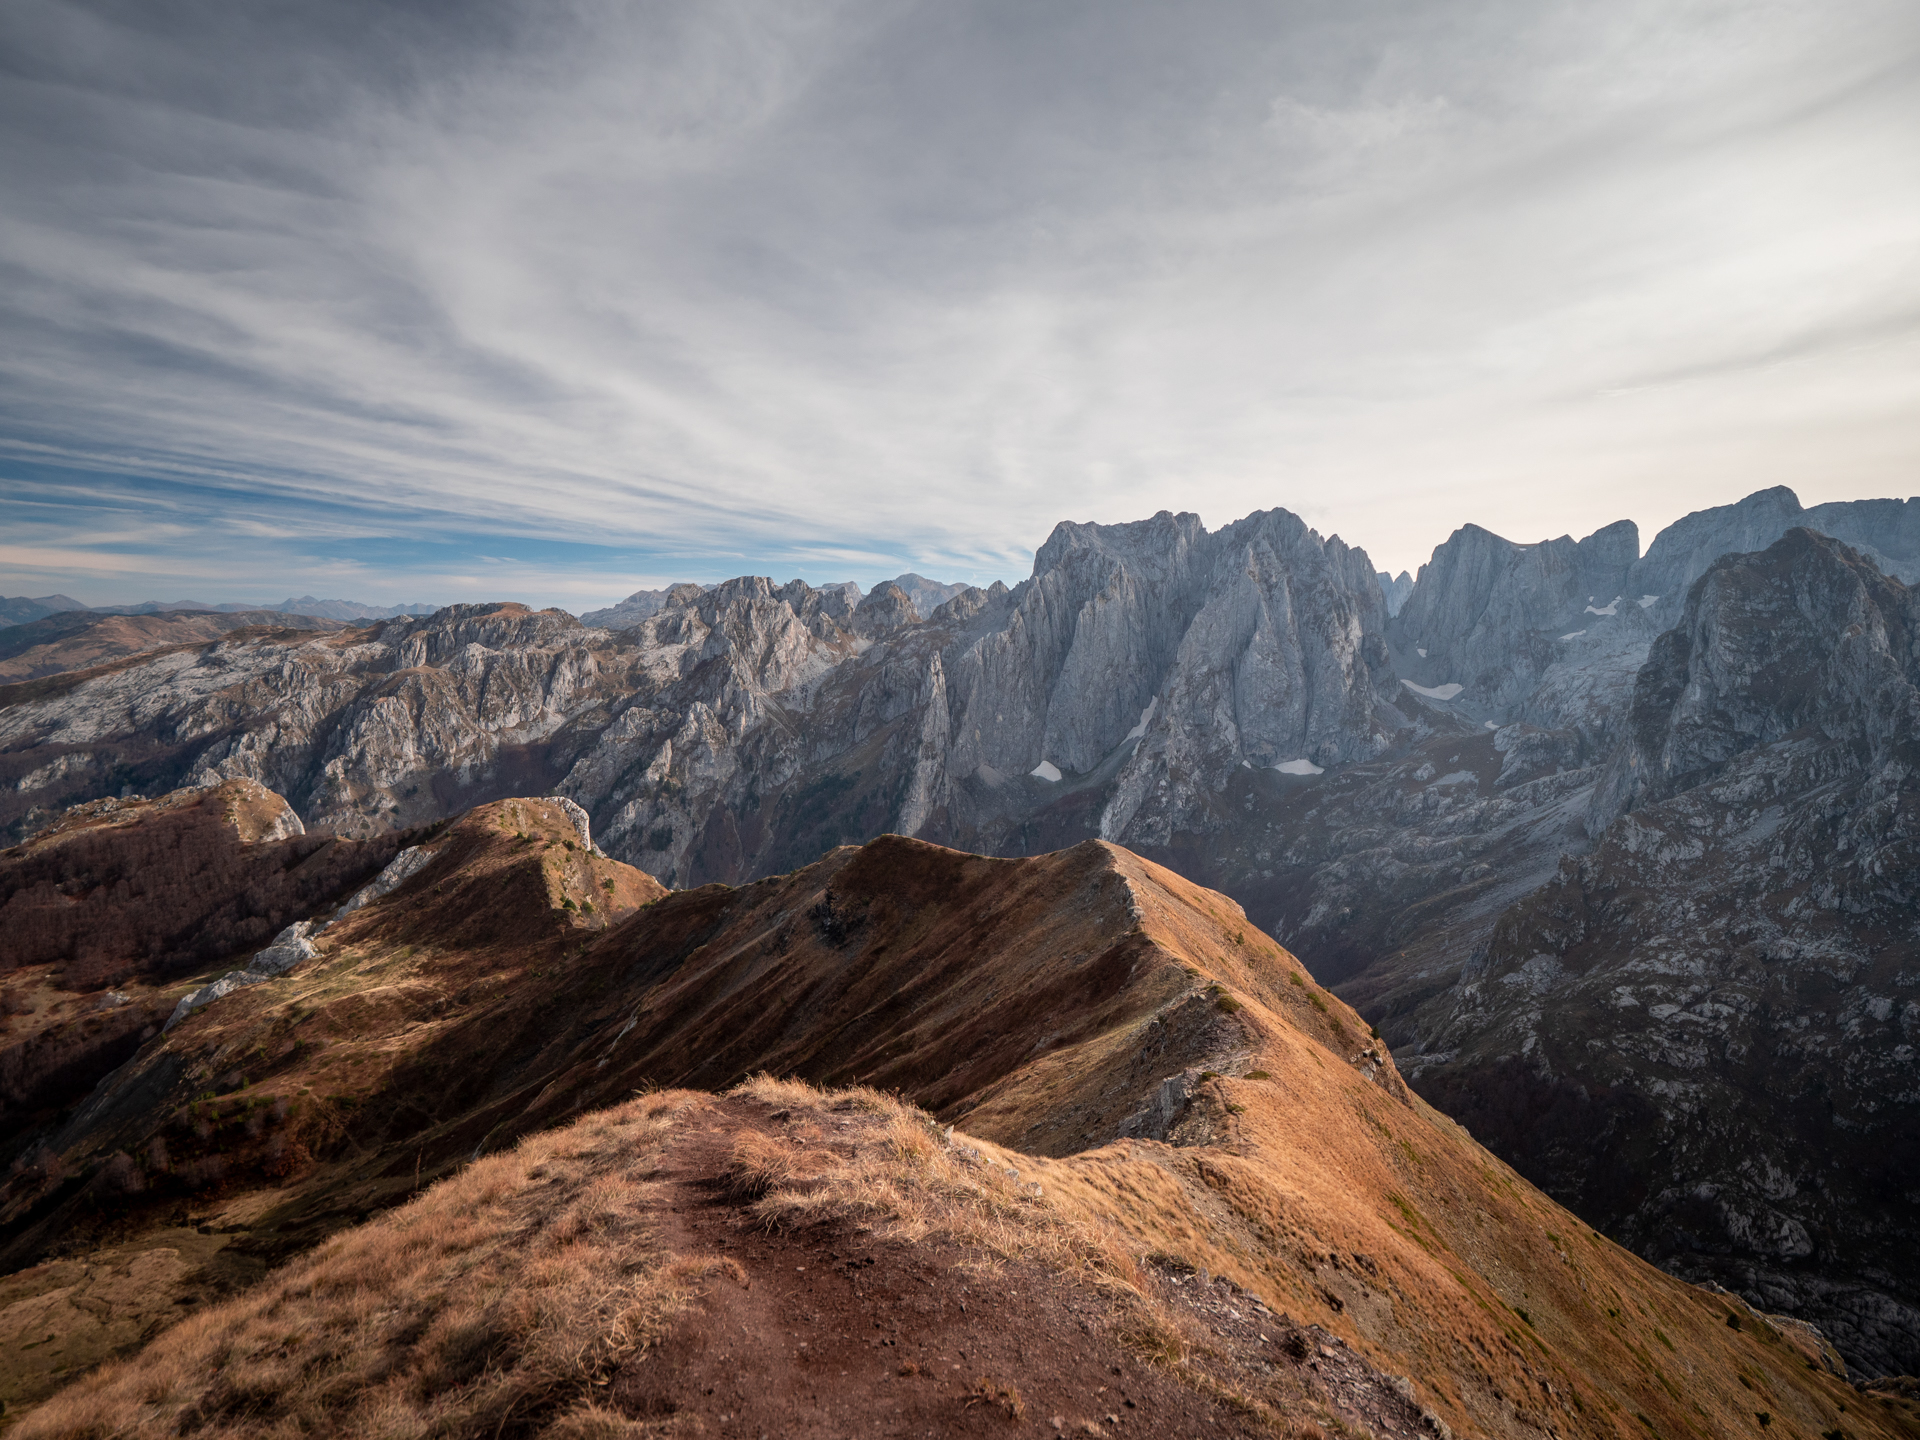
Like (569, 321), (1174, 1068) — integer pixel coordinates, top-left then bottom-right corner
(1484, 721), (1499, 729)
(1637, 594), (1660, 608)
(1030, 760), (1062, 782)
(1584, 597), (1620, 617)
(1124, 698), (1157, 741)
(1273, 758), (1324, 776)
(1432, 771), (1477, 788)
(1401, 680), (1464, 701)
(1559, 629), (1586, 641)
(1416, 647), (1427, 658)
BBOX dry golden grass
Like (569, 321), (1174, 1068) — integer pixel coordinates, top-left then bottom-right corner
(13, 1093), (720, 1440)
(725, 1076), (1233, 1379)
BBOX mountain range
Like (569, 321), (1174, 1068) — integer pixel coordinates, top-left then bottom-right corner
(3, 483), (1918, 1394)
(0, 596), (439, 627)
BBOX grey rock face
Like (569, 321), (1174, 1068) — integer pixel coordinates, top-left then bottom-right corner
(853, 581), (922, 637)
(1376, 570), (1413, 616)
(1384, 489), (1920, 761)
(1, 506), (1403, 896)
(885, 573), (967, 616)
(1593, 528), (1920, 830)
(163, 968), (271, 1031)
(247, 919), (322, 976)
(579, 586), (695, 630)
(552, 796), (593, 851)
(1628, 487), (1920, 630)
(332, 845), (440, 919)
(1388, 519), (1642, 740)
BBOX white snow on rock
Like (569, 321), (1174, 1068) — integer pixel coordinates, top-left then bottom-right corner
(1273, 758), (1324, 775)
(1124, 699), (1157, 742)
(1584, 597), (1621, 616)
(1637, 594), (1660, 608)
(1432, 770), (1477, 787)
(1401, 680), (1465, 701)
(1559, 630), (1587, 641)
(1484, 720), (1499, 729)
(1416, 647), (1427, 658)
(1030, 760), (1063, 782)
(334, 845), (438, 920)
(165, 969), (272, 1032)
(248, 920), (321, 977)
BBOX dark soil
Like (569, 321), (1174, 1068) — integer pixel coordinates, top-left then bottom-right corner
(602, 1097), (1440, 1440)
(613, 1097), (1265, 1439)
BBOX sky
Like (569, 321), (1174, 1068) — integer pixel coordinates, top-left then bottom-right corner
(2, 0), (1917, 613)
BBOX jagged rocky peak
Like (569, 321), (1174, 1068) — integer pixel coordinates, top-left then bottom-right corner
(1057, 509), (1399, 843)
(1387, 517), (1641, 724)
(884, 572), (968, 616)
(586, 577), (873, 632)
(1375, 569), (1413, 616)
(852, 579), (922, 635)
(1627, 487), (1920, 627)
(1594, 526), (1920, 829)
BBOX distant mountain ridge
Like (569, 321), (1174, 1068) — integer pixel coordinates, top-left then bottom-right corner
(0, 594), (438, 625)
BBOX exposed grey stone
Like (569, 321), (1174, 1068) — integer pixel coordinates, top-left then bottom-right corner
(247, 919), (321, 976)
(164, 969), (272, 1032)
(333, 845), (438, 919)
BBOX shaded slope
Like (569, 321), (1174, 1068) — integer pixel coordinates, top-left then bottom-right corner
(0, 780), (422, 1165)
(1404, 530), (1920, 1375)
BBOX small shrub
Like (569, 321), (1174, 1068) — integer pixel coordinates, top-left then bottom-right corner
(561, 897), (577, 911)
(1119, 1315), (1186, 1367)
(966, 1377), (1025, 1421)
(1245, 1070), (1270, 1080)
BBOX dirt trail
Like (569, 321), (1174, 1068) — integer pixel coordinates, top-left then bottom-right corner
(615, 1096), (1265, 1439)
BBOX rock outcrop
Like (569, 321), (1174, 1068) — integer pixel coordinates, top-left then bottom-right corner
(1376, 569), (1413, 615)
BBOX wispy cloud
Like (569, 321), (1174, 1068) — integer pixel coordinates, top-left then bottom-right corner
(1, 0), (1916, 609)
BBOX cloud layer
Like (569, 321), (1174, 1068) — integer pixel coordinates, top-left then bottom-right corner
(2, 0), (1917, 608)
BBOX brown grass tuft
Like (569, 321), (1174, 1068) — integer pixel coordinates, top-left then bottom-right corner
(723, 1129), (808, 1202)
(967, 1375), (1027, 1421)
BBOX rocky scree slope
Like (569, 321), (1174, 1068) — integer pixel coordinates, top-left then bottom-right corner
(0, 801), (1892, 1440)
